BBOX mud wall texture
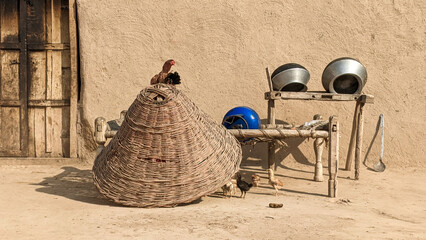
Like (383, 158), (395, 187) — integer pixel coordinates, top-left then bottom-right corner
(76, 0), (425, 168)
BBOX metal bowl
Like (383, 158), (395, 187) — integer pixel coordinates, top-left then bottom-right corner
(271, 63), (310, 92)
(322, 57), (367, 94)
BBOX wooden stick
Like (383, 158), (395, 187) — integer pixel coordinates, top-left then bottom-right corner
(268, 141), (276, 171)
(268, 99), (276, 126)
(328, 116), (339, 198)
(261, 124), (293, 129)
(267, 98), (276, 171)
(103, 128), (329, 140)
(355, 102), (365, 180)
(345, 101), (361, 170)
(229, 129), (329, 139)
(266, 67), (273, 92)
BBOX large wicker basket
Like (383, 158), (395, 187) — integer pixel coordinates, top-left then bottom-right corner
(92, 84), (242, 207)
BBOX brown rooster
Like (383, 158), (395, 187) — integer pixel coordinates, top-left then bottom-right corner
(267, 169), (283, 196)
(151, 59), (181, 85)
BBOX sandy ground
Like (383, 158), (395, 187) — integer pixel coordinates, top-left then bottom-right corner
(0, 157), (425, 240)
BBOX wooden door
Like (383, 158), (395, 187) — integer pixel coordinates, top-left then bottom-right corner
(0, 0), (77, 158)
(0, 0), (28, 156)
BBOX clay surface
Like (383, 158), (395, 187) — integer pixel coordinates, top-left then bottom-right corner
(76, 0), (425, 167)
(0, 160), (425, 239)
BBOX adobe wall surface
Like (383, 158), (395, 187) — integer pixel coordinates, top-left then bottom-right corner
(76, 0), (425, 167)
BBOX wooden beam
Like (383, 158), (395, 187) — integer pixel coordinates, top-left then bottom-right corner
(102, 129), (329, 140)
(265, 91), (374, 103)
(228, 129), (329, 139)
(68, 0), (78, 158)
(328, 115), (339, 198)
(19, 0), (29, 156)
(28, 99), (70, 107)
(0, 100), (21, 107)
(0, 43), (20, 50)
(355, 102), (366, 180)
(345, 101), (361, 171)
(265, 67), (273, 92)
(261, 123), (294, 129)
(27, 43), (70, 50)
(268, 141), (276, 171)
(267, 98), (276, 170)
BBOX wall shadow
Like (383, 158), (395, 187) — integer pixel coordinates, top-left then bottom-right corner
(238, 138), (317, 186)
(240, 118), (315, 174)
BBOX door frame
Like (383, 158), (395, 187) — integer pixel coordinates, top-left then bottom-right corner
(0, 0), (78, 158)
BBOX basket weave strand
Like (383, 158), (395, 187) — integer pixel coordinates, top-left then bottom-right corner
(93, 84), (242, 207)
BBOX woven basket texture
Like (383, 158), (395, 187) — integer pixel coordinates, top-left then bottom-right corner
(93, 84), (242, 207)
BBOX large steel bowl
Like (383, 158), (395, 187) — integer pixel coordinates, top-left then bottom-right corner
(271, 63), (310, 92)
(322, 57), (367, 94)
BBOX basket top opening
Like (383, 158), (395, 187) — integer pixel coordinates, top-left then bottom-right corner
(146, 92), (166, 102)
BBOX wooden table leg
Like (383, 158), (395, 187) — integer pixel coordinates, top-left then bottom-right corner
(267, 99), (276, 173)
(313, 114), (324, 182)
(314, 137), (325, 182)
(268, 99), (275, 126)
(328, 116), (339, 198)
(355, 102), (365, 180)
(268, 141), (276, 171)
(345, 101), (360, 171)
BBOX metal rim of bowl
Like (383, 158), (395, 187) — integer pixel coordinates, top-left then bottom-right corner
(272, 67), (310, 92)
(322, 58), (367, 94)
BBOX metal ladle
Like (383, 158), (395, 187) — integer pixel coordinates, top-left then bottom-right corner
(373, 114), (386, 172)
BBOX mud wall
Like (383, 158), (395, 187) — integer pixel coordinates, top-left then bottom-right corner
(76, 0), (425, 167)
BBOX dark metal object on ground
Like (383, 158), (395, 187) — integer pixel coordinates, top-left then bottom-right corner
(322, 57), (367, 94)
(269, 203), (283, 208)
(271, 63), (310, 92)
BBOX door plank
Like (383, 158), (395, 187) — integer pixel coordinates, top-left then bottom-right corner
(68, 0), (78, 157)
(28, 51), (46, 100)
(52, 0), (61, 43)
(51, 50), (62, 99)
(61, 0), (70, 43)
(34, 108), (46, 157)
(45, 106), (52, 153)
(61, 50), (71, 99)
(45, 49), (53, 153)
(18, 0), (29, 156)
(0, 108), (2, 149)
(60, 106), (70, 157)
(1, 50), (20, 100)
(27, 108), (35, 156)
(26, 0), (46, 43)
(0, 0), (19, 43)
(0, 107), (20, 151)
(52, 106), (69, 157)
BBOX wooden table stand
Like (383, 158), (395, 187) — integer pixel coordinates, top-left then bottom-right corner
(265, 91), (373, 181)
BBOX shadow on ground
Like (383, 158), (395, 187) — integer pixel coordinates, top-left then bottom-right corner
(34, 166), (118, 206)
(34, 166), (203, 207)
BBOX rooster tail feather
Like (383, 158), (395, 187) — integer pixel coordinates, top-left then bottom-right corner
(165, 71), (181, 85)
